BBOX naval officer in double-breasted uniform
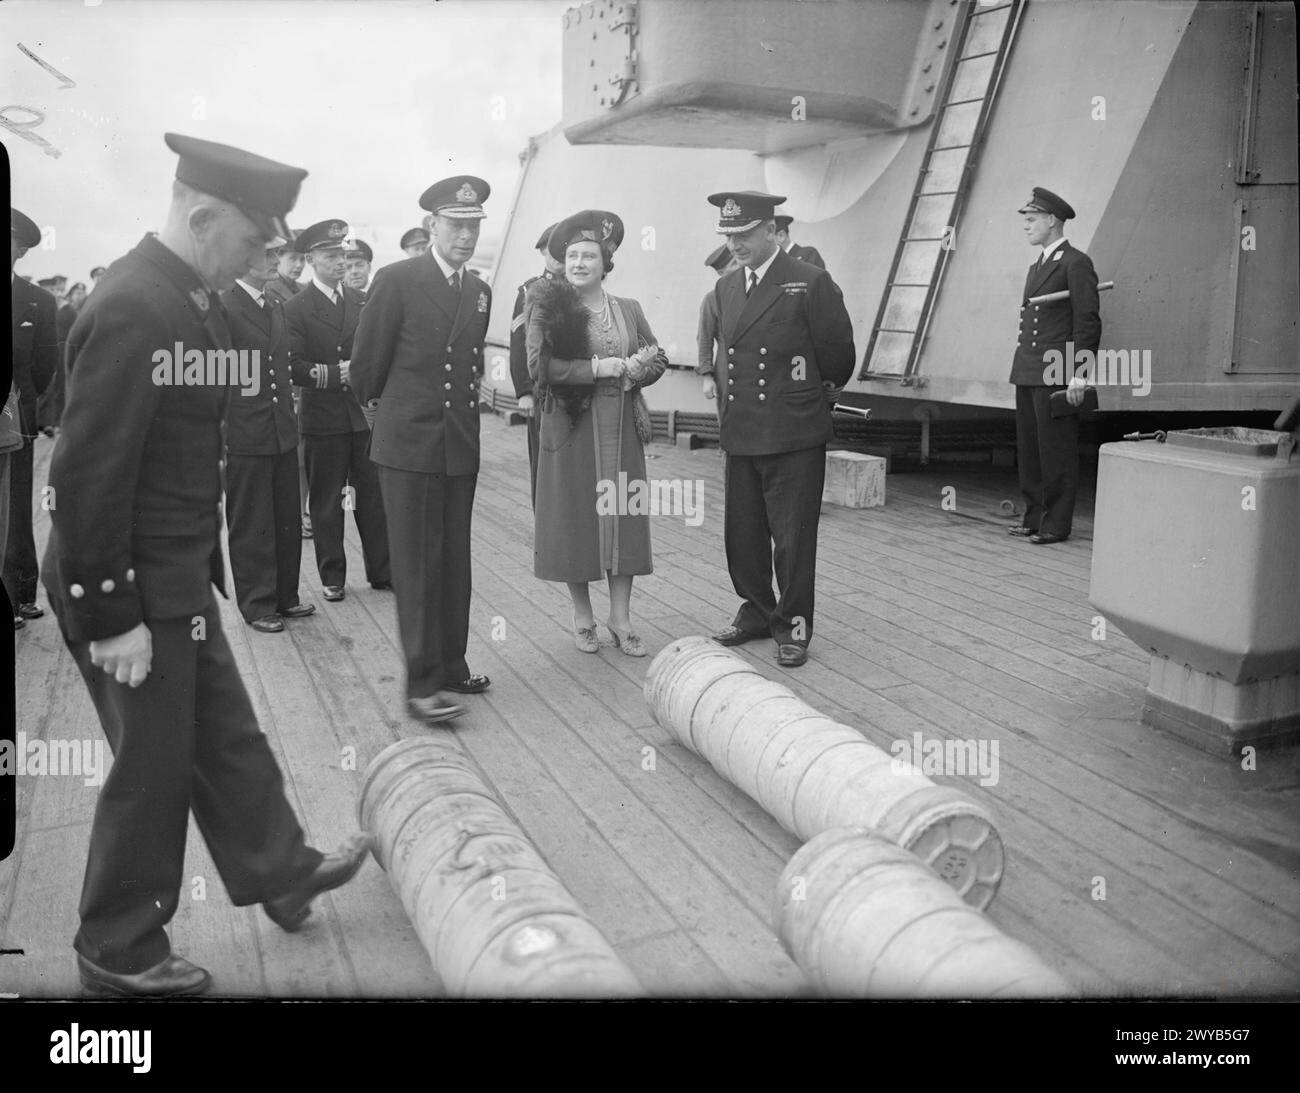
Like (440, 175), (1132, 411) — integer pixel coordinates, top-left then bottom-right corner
(351, 175), (494, 725)
(41, 133), (369, 997)
(705, 191), (856, 668)
(220, 239), (316, 632)
(1008, 186), (1101, 544)
(283, 219), (391, 599)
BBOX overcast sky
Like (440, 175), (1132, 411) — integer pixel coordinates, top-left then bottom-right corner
(4, 0), (570, 284)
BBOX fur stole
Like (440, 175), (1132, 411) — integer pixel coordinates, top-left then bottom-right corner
(528, 276), (595, 426)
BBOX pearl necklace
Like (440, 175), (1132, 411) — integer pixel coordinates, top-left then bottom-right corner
(583, 290), (613, 332)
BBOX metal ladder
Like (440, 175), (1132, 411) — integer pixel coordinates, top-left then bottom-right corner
(859, 0), (1027, 385)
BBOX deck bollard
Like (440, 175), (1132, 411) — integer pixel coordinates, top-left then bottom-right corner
(359, 738), (641, 997)
(775, 828), (1072, 997)
(646, 636), (1004, 909)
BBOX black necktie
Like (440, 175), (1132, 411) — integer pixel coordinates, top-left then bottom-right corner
(746, 270), (757, 296)
(449, 271), (461, 292)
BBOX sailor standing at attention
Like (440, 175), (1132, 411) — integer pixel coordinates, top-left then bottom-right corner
(1007, 186), (1100, 545)
(283, 219), (391, 600)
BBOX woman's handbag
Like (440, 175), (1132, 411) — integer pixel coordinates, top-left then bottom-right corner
(631, 388), (653, 444)
(0, 383), (25, 455)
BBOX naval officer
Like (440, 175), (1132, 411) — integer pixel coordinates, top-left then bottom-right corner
(774, 214), (826, 270)
(509, 222), (560, 508)
(1008, 186), (1100, 544)
(283, 219), (391, 599)
(399, 226), (430, 258)
(706, 191), (855, 668)
(696, 241), (741, 401)
(351, 175), (494, 725)
(42, 133), (370, 997)
(7, 208), (58, 626)
(220, 239), (316, 632)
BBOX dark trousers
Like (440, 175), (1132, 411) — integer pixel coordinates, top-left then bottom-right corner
(526, 412), (540, 509)
(1014, 385), (1079, 537)
(3, 437), (37, 605)
(63, 596), (321, 973)
(224, 448), (303, 622)
(302, 430), (390, 587)
(724, 445), (826, 647)
(378, 466), (476, 699)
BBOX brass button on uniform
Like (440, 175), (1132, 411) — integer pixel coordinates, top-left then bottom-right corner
(445, 400), (451, 407)
(445, 382), (452, 390)
(759, 348), (767, 356)
(101, 579), (115, 594)
(126, 569), (136, 582)
(758, 379), (766, 387)
(70, 583), (85, 599)
(727, 394), (734, 402)
(727, 348), (734, 356)
(758, 363), (765, 370)
(758, 393), (766, 401)
(445, 364), (453, 372)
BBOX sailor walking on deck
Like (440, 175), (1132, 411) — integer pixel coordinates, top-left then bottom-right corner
(41, 134), (371, 997)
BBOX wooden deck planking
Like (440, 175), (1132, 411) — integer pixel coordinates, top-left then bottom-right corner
(6, 420), (1299, 997)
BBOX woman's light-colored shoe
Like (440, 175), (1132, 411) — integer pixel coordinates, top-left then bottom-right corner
(574, 617), (599, 653)
(605, 622), (647, 657)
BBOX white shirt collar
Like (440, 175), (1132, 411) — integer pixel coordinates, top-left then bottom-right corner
(1041, 236), (1068, 261)
(429, 246), (462, 282)
(312, 275), (340, 301)
(746, 246), (780, 288)
(236, 279), (264, 305)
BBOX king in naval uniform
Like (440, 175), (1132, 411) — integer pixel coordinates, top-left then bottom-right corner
(351, 175), (495, 725)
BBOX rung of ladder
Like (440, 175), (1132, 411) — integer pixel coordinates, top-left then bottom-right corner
(876, 327), (919, 335)
(944, 96), (990, 108)
(960, 48), (1000, 61)
(888, 282), (933, 289)
(917, 189), (959, 197)
(903, 235), (950, 243)
(931, 143), (973, 152)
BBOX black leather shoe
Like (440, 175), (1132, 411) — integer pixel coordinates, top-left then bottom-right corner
(78, 952), (211, 998)
(263, 833), (373, 932)
(1029, 532), (1069, 545)
(443, 674), (490, 694)
(407, 693), (465, 724)
(777, 643), (809, 668)
(14, 616), (24, 631)
(322, 585), (345, 602)
(16, 602), (43, 619)
(370, 580), (393, 591)
(712, 625), (766, 647)
(1007, 525), (1035, 537)
(250, 614), (285, 633)
(281, 603), (316, 619)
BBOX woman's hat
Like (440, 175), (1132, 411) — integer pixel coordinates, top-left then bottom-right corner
(548, 209), (625, 262)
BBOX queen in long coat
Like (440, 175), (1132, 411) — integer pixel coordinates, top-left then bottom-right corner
(525, 209), (667, 656)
